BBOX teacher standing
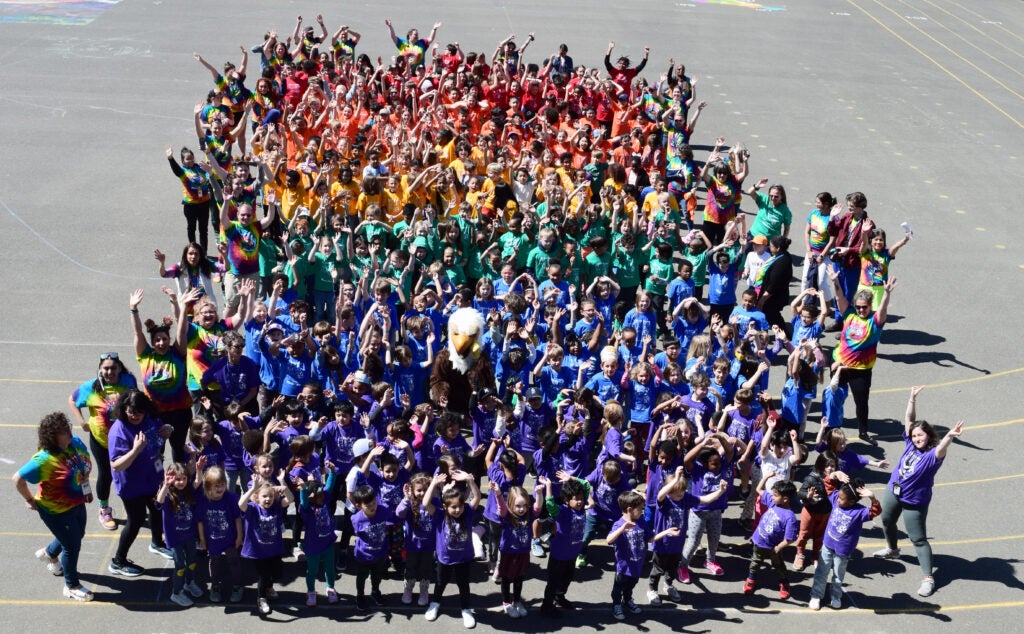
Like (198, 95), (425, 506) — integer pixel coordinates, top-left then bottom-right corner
(12, 413), (94, 601)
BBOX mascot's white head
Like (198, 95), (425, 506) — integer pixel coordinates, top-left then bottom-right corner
(448, 308), (485, 374)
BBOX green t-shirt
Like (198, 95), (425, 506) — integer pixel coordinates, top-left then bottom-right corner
(749, 191), (793, 239)
(526, 245), (559, 280)
(613, 244), (641, 288)
(683, 250), (710, 287)
(645, 254), (674, 296)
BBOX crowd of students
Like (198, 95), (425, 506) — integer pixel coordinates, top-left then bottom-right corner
(14, 14), (968, 628)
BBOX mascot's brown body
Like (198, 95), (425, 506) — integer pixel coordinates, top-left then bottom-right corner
(429, 308), (494, 415)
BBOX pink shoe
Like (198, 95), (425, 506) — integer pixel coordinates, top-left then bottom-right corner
(705, 560), (724, 576)
(677, 564), (691, 584)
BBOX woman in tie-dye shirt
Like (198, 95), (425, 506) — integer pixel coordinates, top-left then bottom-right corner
(827, 270), (897, 446)
(385, 19), (442, 70)
(14, 412), (94, 601)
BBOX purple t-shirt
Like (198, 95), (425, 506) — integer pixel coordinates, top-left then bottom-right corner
(158, 493), (197, 549)
(317, 420), (373, 474)
(366, 469), (409, 511)
(689, 460), (731, 512)
(471, 406), (498, 450)
(609, 517), (653, 577)
(587, 468), (631, 522)
(198, 491), (240, 555)
(887, 433), (944, 506)
(823, 491), (874, 558)
(352, 506), (396, 563)
(434, 433), (472, 465)
(215, 417), (258, 471)
(520, 404), (554, 455)
(499, 511), (534, 554)
(298, 471), (338, 556)
(560, 431), (592, 478)
(434, 506), (476, 565)
(484, 462), (526, 523)
(241, 503), (286, 559)
(653, 493), (699, 553)
(396, 498), (437, 553)
(596, 427), (624, 468)
(752, 491), (798, 549)
(108, 416), (165, 500)
(549, 504), (587, 560)
(533, 447), (566, 499)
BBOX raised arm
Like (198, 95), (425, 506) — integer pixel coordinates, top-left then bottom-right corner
(934, 420), (964, 460)
(129, 289), (147, 356)
(904, 385), (925, 436)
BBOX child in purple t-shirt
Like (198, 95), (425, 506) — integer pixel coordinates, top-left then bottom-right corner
(489, 479), (546, 619)
(809, 471), (881, 610)
(578, 459), (631, 569)
(538, 475), (590, 618)
(155, 462), (204, 607)
(349, 483), (397, 611)
(395, 473), (437, 606)
(297, 464), (339, 606)
(197, 466), (243, 603)
(423, 469), (482, 628)
(743, 475), (798, 600)
(483, 441), (527, 577)
(607, 491), (680, 621)
(239, 475), (293, 615)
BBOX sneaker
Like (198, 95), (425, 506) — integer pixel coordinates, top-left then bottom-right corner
(575, 554), (587, 569)
(462, 608), (476, 628)
(646, 589), (662, 605)
(873, 547), (901, 559)
(209, 587), (222, 603)
(418, 584), (430, 606)
(63, 585), (94, 602)
(514, 602), (527, 618)
(705, 560), (724, 576)
(108, 558), (143, 577)
(293, 546), (306, 561)
(793, 553), (805, 571)
(229, 586), (244, 603)
(327, 588), (338, 604)
(490, 564), (500, 584)
(306, 591), (317, 607)
(612, 604), (626, 621)
(170, 591), (194, 607)
(36, 548), (63, 576)
(267, 587), (279, 599)
(540, 602), (561, 618)
(858, 432), (878, 447)
(98, 506), (117, 531)
(808, 597), (821, 611)
(918, 576), (935, 597)
(743, 578), (756, 595)
(184, 581), (203, 598)
(402, 581), (414, 605)
(149, 543), (174, 560)
(677, 564), (691, 584)
(779, 582), (791, 600)
(424, 601), (441, 621)
(665, 584), (682, 602)
(356, 595), (369, 612)
(625, 599), (642, 615)
(555, 595), (574, 610)
(830, 596), (843, 609)
(503, 602), (516, 617)
(257, 597), (271, 615)
(531, 539), (545, 558)
(739, 488), (751, 500)
(370, 590), (384, 606)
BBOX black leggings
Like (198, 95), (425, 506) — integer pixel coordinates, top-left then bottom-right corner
(88, 434), (112, 503)
(252, 556), (282, 597)
(161, 408), (192, 465)
(433, 560), (472, 609)
(544, 556), (575, 603)
(842, 367), (873, 434)
(355, 558), (386, 596)
(115, 494), (162, 561)
(501, 576), (524, 603)
(182, 201), (211, 253)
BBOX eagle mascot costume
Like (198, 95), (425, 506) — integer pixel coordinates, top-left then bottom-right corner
(429, 308), (494, 415)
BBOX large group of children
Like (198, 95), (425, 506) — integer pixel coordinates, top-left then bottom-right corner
(57, 14), (920, 627)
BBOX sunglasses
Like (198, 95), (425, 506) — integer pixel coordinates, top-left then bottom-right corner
(100, 352), (119, 361)
(855, 304), (871, 311)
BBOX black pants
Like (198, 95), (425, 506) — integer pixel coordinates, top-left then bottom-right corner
(842, 367), (873, 433)
(162, 407), (192, 465)
(88, 434), (112, 503)
(183, 201), (211, 253)
(355, 558), (387, 596)
(702, 221), (727, 246)
(486, 519), (502, 567)
(543, 556), (575, 604)
(433, 560), (472, 608)
(649, 551), (681, 589)
(611, 572), (639, 604)
(115, 494), (162, 561)
(252, 556), (282, 597)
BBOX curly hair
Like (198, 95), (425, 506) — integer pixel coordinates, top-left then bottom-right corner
(38, 412), (71, 454)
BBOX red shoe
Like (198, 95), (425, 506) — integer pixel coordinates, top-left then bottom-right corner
(743, 578), (756, 595)
(779, 582), (791, 600)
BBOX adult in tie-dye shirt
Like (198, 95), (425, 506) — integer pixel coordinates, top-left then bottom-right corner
(68, 353), (136, 531)
(184, 295), (247, 399)
(14, 412), (94, 600)
(219, 193), (278, 310)
(385, 19), (442, 70)
(699, 145), (747, 246)
(828, 270), (897, 445)
(132, 287), (197, 463)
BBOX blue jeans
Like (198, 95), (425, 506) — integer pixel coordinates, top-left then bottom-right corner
(313, 290), (336, 324)
(580, 514), (612, 559)
(172, 539), (198, 594)
(810, 546), (849, 603)
(38, 503), (87, 588)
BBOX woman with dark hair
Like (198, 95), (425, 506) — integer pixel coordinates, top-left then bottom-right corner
(746, 178), (792, 240)
(68, 352), (137, 531)
(827, 270), (896, 445)
(155, 242), (222, 309)
(753, 236), (794, 333)
(874, 386), (965, 598)
(131, 287), (199, 463)
(13, 412), (94, 601)
(107, 389), (175, 577)
(166, 146), (213, 252)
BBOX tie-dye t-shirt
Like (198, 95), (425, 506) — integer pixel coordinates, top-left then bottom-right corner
(138, 345), (192, 412)
(663, 119), (692, 172)
(703, 175), (741, 224)
(395, 37), (429, 68)
(859, 249), (891, 287)
(806, 208), (830, 252)
(221, 220), (261, 276)
(17, 437), (92, 514)
(175, 163), (212, 204)
(71, 374), (138, 448)
(186, 321), (232, 391)
(833, 309), (883, 370)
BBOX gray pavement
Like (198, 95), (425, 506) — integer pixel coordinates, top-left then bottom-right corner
(1, 0), (1022, 631)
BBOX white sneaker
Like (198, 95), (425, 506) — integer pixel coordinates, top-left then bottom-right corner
(647, 589), (662, 605)
(873, 547), (900, 559)
(462, 608), (476, 628)
(424, 601), (441, 621)
(808, 597), (821, 611)
(170, 591), (194, 607)
(184, 581), (204, 598)
(830, 596), (843, 609)
(258, 597), (271, 615)
(665, 584), (681, 602)
(63, 585), (93, 602)
(503, 602), (517, 617)
(917, 577), (935, 597)
(36, 548), (63, 576)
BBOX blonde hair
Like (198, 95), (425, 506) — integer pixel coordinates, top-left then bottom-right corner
(599, 345), (619, 365)
(686, 334), (711, 360)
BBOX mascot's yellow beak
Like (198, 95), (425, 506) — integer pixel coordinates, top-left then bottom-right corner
(451, 332), (474, 357)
